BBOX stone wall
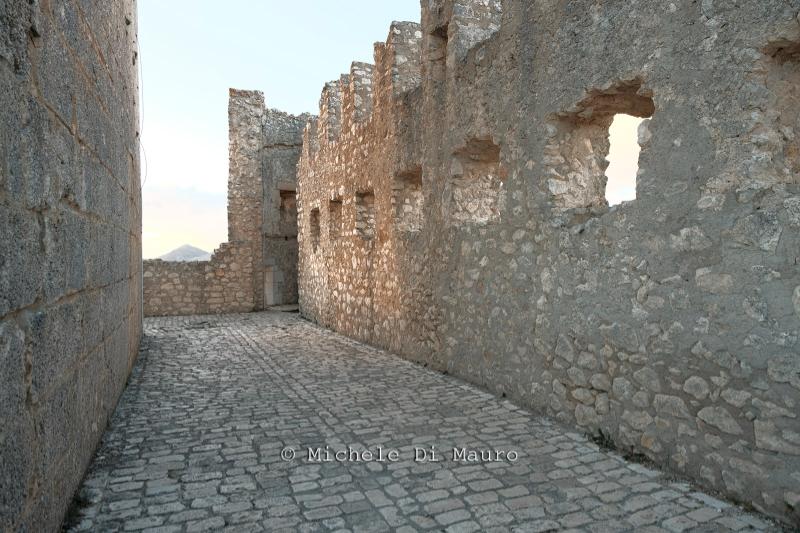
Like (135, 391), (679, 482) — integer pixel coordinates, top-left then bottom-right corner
(297, 0), (800, 524)
(143, 90), (306, 317)
(0, 0), (141, 530)
(142, 243), (253, 316)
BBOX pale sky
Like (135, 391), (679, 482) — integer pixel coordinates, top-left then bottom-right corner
(139, 1), (640, 258)
(606, 114), (644, 206)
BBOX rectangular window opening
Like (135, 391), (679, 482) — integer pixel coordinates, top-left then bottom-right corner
(605, 114), (646, 206)
(544, 81), (654, 210)
(279, 190), (297, 232)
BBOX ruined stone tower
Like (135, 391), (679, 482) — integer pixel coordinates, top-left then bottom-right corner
(142, 91), (308, 316)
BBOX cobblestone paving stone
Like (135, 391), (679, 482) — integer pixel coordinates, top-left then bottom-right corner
(66, 312), (785, 532)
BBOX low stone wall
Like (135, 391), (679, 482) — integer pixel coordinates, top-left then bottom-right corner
(143, 243), (253, 316)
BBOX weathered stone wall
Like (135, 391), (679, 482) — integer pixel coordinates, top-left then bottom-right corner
(142, 243), (253, 316)
(297, 0), (800, 524)
(0, 0), (141, 530)
(261, 107), (308, 306)
(143, 90), (306, 316)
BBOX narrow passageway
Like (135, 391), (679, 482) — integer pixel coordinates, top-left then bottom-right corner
(66, 313), (779, 532)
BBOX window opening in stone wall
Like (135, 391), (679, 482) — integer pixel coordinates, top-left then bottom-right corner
(280, 190), (298, 232)
(329, 198), (343, 239)
(355, 191), (376, 240)
(309, 208), (320, 251)
(393, 168), (423, 232)
(544, 80), (654, 210)
(763, 39), (799, 179)
(449, 137), (506, 225)
(605, 114), (646, 205)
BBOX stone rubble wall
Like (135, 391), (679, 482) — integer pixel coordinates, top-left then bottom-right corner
(0, 0), (141, 530)
(297, 0), (800, 524)
(142, 243), (253, 316)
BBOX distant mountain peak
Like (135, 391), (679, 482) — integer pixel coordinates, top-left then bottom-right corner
(159, 244), (211, 262)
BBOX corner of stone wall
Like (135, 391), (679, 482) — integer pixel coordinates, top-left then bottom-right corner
(226, 88), (266, 309)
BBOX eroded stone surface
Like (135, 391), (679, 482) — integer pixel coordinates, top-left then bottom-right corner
(66, 313), (781, 532)
(1, 1), (141, 530)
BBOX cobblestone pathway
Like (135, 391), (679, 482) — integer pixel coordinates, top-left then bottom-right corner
(67, 312), (783, 532)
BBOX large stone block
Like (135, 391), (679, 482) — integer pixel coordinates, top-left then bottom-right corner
(34, 13), (79, 128)
(24, 298), (84, 402)
(0, 319), (26, 426)
(43, 209), (89, 302)
(36, 378), (81, 482)
(81, 289), (104, 352)
(0, 78), (31, 205)
(0, 203), (43, 317)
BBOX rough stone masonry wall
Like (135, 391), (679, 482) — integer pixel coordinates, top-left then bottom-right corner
(297, 0), (800, 525)
(0, 0), (141, 531)
(142, 243), (253, 316)
(261, 106), (308, 307)
(143, 90), (306, 316)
